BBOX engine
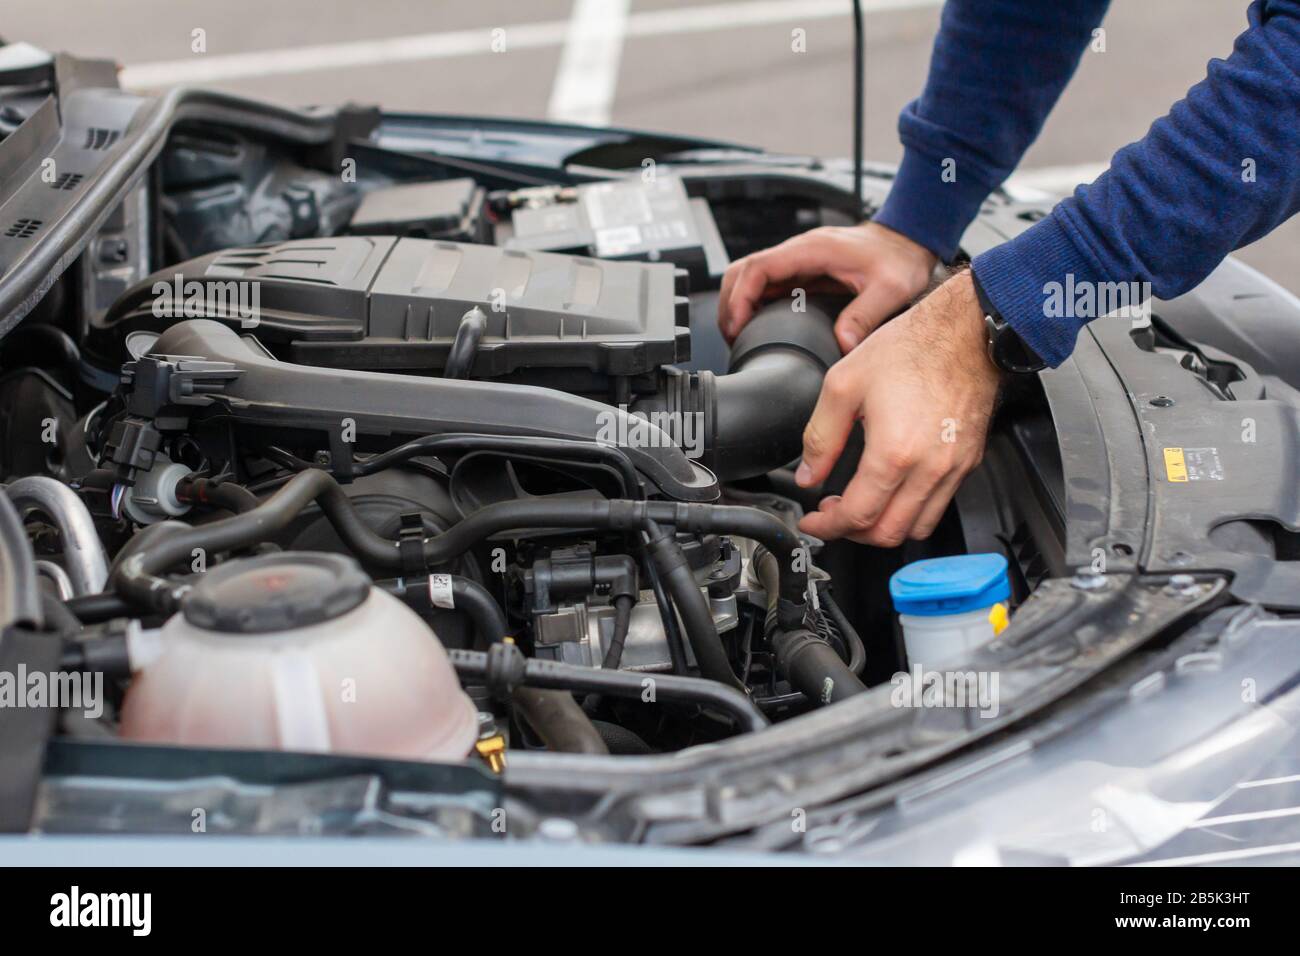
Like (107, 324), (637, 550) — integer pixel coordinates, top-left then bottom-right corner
(8, 178), (872, 763)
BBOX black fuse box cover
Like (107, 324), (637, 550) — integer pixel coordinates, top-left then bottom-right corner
(348, 178), (487, 243)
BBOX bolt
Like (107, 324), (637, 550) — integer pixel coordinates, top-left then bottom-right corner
(538, 817), (580, 842)
(1071, 572), (1107, 591)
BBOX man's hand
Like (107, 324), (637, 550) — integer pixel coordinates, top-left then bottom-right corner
(795, 270), (1003, 546)
(718, 222), (938, 353)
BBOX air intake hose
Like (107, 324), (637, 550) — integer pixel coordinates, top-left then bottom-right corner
(637, 298), (842, 481)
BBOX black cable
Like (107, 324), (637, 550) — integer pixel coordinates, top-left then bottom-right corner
(643, 525), (741, 690)
(379, 574), (506, 647)
(852, 0), (865, 217)
(602, 593), (636, 669)
(351, 432), (644, 495)
(640, 536), (686, 673)
(590, 719), (653, 755)
(820, 587), (867, 677)
(64, 591), (136, 624)
(444, 307), (486, 380)
(754, 548), (866, 705)
(450, 647), (769, 734)
(334, 432), (697, 671)
(176, 477), (260, 514)
(111, 470), (806, 693)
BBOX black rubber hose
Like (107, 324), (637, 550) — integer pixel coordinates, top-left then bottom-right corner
(111, 470), (339, 611)
(645, 502), (809, 623)
(285, 432), (709, 679)
(65, 591), (136, 624)
(644, 529), (741, 690)
(591, 719), (653, 755)
(711, 352), (829, 481)
(820, 588), (867, 677)
(640, 537), (686, 673)
(176, 477), (260, 514)
(400, 494), (812, 621)
(380, 573), (606, 754)
(411, 498), (811, 621)
(601, 593), (636, 669)
(379, 574), (507, 647)
(444, 307), (486, 380)
(0, 493), (42, 629)
(771, 627), (867, 705)
(511, 687), (609, 755)
(754, 548), (866, 705)
(113, 470), (810, 630)
(352, 432), (644, 496)
(451, 647), (769, 734)
(352, 432), (695, 667)
(711, 299), (842, 481)
(636, 298), (841, 482)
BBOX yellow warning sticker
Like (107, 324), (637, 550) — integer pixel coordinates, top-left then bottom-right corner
(1163, 447), (1189, 483)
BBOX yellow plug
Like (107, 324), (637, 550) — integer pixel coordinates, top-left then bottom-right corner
(476, 734), (507, 773)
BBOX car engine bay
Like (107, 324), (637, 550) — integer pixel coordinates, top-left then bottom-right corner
(0, 107), (1068, 774)
(4, 0), (1300, 874)
(7, 52), (1300, 849)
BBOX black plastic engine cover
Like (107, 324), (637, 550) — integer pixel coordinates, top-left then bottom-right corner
(104, 237), (692, 377)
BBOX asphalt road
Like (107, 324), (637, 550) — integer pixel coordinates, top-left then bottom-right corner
(5, 0), (1296, 293)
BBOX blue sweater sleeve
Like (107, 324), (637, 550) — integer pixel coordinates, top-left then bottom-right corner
(874, 0), (1111, 262)
(974, 0), (1300, 366)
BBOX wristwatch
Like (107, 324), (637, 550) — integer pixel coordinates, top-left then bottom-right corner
(971, 270), (1047, 374)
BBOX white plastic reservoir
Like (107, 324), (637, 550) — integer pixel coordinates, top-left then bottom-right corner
(120, 552), (478, 761)
(888, 553), (1011, 669)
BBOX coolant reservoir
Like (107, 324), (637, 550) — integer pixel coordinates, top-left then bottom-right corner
(120, 552), (478, 761)
(889, 553), (1011, 669)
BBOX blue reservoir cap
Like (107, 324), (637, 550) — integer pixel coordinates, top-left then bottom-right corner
(889, 553), (1011, 617)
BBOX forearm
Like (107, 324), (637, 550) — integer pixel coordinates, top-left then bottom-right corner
(875, 0), (1111, 261)
(974, 0), (1300, 366)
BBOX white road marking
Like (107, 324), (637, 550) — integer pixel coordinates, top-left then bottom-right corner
(548, 0), (631, 126)
(118, 0), (944, 90)
(119, 20), (571, 89)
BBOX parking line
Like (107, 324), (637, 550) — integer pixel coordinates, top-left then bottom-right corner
(548, 0), (631, 126)
(119, 0), (944, 90)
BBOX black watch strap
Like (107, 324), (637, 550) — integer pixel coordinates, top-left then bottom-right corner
(970, 270), (1046, 374)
